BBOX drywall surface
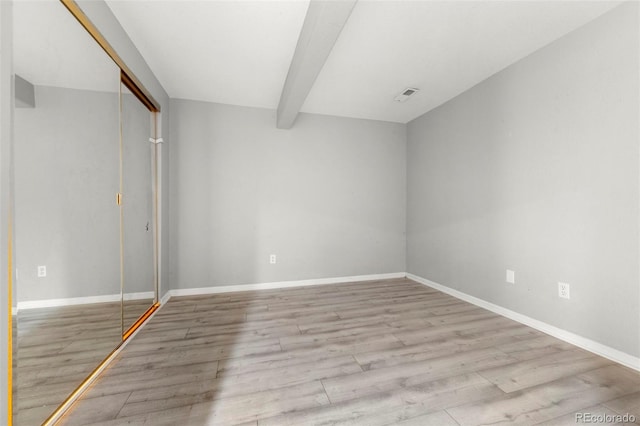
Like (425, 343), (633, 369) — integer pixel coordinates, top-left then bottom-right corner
(170, 100), (406, 289)
(14, 86), (121, 302)
(407, 3), (639, 357)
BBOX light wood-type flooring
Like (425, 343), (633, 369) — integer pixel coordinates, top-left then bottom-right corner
(56, 278), (640, 425)
(15, 299), (154, 426)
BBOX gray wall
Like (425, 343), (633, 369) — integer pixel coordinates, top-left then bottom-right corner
(407, 2), (640, 357)
(170, 100), (406, 289)
(14, 85), (121, 302)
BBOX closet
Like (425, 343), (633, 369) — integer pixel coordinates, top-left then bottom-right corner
(11, 1), (160, 424)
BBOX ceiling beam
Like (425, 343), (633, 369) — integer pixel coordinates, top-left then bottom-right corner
(15, 75), (35, 108)
(276, 0), (357, 129)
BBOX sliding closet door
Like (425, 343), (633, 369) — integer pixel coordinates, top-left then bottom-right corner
(12, 2), (123, 423)
(120, 82), (156, 335)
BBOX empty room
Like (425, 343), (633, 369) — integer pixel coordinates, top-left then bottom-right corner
(1, 0), (640, 425)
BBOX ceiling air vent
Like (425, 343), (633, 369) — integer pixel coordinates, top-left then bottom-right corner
(394, 87), (419, 102)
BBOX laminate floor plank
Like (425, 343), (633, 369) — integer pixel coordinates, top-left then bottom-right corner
(447, 365), (640, 426)
(245, 310), (340, 324)
(184, 381), (330, 425)
(58, 391), (132, 426)
(496, 334), (576, 361)
(121, 334), (281, 359)
(423, 309), (500, 326)
(279, 323), (398, 349)
(322, 346), (515, 403)
(393, 315), (523, 346)
(603, 391), (640, 424)
(355, 325), (541, 371)
(260, 290), (450, 312)
(15, 300), (136, 426)
(118, 356), (360, 418)
(49, 279), (640, 426)
(335, 298), (468, 321)
(478, 348), (613, 393)
(279, 327), (404, 352)
(16, 360), (100, 388)
(259, 372), (502, 426)
(14, 404), (59, 426)
(295, 314), (433, 336)
(215, 334), (403, 376)
(185, 324), (300, 340)
(391, 410), (460, 426)
(536, 404), (637, 425)
(84, 406), (193, 426)
(74, 362), (220, 400)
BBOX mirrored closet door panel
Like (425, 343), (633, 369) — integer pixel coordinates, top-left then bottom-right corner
(12, 1), (122, 424)
(120, 82), (156, 335)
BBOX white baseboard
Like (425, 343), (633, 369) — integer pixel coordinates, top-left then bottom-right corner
(18, 294), (120, 310)
(18, 291), (155, 311)
(169, 272), (406, 297)
(407, 273), (640, 372)
(123, 291), (155, 301)
(160, 290), (171, 305)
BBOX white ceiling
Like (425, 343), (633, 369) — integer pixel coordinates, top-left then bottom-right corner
(107, 0), (621, 123)
(106, 0), (310, 109)
(14, 0), (120, 93)
(20, 0), (622, 123)
(302, 0), (623, 123)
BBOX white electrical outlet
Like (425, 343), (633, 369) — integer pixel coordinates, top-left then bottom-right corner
(558, 282), (570, 299)
(269, 254), (276, 264)
(506, 269), (515, 284)
(37, 265), (46, 278)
